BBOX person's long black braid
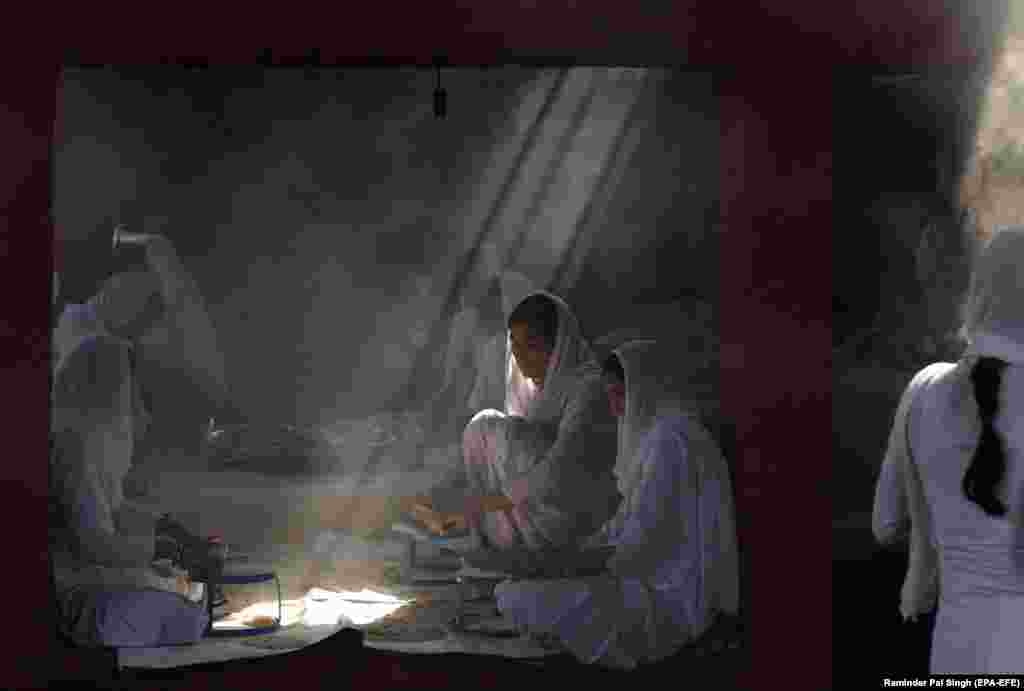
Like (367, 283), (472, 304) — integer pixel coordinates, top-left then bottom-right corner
(962, 356), (1010, 517)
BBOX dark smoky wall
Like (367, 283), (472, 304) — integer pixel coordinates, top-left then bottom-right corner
(564, 70), (720, 342)
(832, 68), (992, 545)
(54, 67), (721, 428)
(832, 4), (1009, 374)
(833, 70), (989, 367)
(55, 66), (530, 427)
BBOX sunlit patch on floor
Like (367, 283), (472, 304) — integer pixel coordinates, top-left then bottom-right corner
(211, 587), (412, 632)
(302, 587), (411, 626)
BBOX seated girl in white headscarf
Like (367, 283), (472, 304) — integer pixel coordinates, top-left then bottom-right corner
(490, 340), (740, 669)
(413, 292), (621, 553)
(51, 235), (218, 647)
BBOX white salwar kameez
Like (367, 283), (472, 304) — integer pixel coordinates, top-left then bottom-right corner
(51, 269), (208, 647)
(461, 291), (620, 551)
(873, 226), (1024, 675)
(494, 340), (740, 669)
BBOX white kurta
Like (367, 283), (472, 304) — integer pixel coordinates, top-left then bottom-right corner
(51, 324), (181, 595)
(874, 361), (1024, 674)
(51, 309), (208, 647)
(495, 414), (737, 669)
(873, 226), (1024, 675)
(51, 291), (208, 607)
(461, 291), (620, 551)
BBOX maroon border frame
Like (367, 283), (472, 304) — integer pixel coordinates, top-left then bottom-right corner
(3, 2), (999, 687)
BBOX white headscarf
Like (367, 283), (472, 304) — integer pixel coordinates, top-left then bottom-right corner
(90, 270), (164, 334)
(53, 302), (100, 378)
(505, 291), (598, 421)
(50, 263), (206, 596)
(50, 269), (174, 522)
(54, 270), (162, 396)
(611, 339), (740, 616)
(52, 272), (162, 485)
(961, 225), (1024, 364)
(613, 340), (698, 495)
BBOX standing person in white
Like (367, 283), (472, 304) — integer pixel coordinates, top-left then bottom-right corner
(873, 225), (1024, 674)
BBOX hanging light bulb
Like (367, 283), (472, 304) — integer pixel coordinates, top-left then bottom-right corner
(433, 63), (447, 118)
